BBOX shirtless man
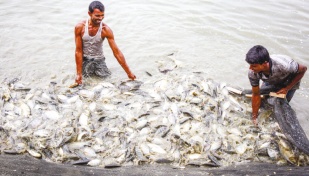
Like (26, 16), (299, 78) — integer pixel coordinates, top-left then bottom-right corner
(73, 1), (136, 86)
(245, 45), (307, 125)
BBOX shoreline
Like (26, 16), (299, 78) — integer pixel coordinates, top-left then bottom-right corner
(1, 154), (309, 176)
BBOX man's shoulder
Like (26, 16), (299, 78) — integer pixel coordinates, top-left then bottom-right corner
(271, 54), (296, 65)
(270, 54), (293, 61)
(102, 23), (111, 31)
(271, 54), (298, 73)
(101, 23), (113, 37)
(75, 20), (86, 28)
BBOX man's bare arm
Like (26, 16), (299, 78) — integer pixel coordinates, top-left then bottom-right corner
(251, 85), (261, 126)
(74, 22), (84, 84)
(277, 64), (307, 94)
(103, 25), (136, 80)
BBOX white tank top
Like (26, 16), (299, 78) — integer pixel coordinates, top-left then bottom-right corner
(82, 19), (104, 59)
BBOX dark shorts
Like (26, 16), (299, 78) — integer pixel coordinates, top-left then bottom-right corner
(82, 57), (111, 78)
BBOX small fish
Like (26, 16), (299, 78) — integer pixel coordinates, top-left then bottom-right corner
(69, 83), (79, 88)
(27, 149), (42, 158)
(72, 159), (91, 165)
(43, 111), (61, 121)
(159, 67), (176, 74)
(13, 83), (31, 91)
(135, 146), (148, 162)
(210, 140), (222, 151)
(104, 159), (121, 168)
(145, 71), (152, 76)
(235, 142), (248, 155)
(118, 80), (143, 92)
(88, 159), (101, 166)
(4, 149), (20, 155)
(277, 137), (298, 165)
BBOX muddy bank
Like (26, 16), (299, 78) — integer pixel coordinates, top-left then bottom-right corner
(1, 154), (308, 176)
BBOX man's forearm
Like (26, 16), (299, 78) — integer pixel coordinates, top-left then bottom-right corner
(286, 66), (307, 91)
(251, 94), (261, 119)
(115, 53), (132, 75)
(75, 52), (83, 75)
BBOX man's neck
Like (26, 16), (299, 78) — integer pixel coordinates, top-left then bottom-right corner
(89, 19), (100, 27)
(262, 62), (271, 75)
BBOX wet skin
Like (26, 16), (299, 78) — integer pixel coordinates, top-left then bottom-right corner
(73, 8), (136, 85)
(249, 62), (307, 126)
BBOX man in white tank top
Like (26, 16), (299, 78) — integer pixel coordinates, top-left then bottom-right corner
(72, 1), (136, 86)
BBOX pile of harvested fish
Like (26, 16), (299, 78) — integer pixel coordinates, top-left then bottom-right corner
(1, 57), (308, 168)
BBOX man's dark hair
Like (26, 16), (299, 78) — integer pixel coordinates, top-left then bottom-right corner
(89, 1), (104, 13)
(245, 45), (270, 64)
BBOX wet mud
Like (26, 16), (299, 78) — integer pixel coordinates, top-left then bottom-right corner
(1, 154), (309, 176)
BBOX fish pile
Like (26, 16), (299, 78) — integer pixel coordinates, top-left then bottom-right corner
(1, 58), (309, 168)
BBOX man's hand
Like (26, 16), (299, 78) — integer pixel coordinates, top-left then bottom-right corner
(128, 72), (136, 80)
(276, 87), (288, 95)
(252, 114), (258, 126)
(252, 118), (258, 126)
(75, 74), (82, 84)
(69, 74), (82, 88)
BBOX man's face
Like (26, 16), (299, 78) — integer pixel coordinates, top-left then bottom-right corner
(249, 63), (266, 73)
(89, 8), (104, 25)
